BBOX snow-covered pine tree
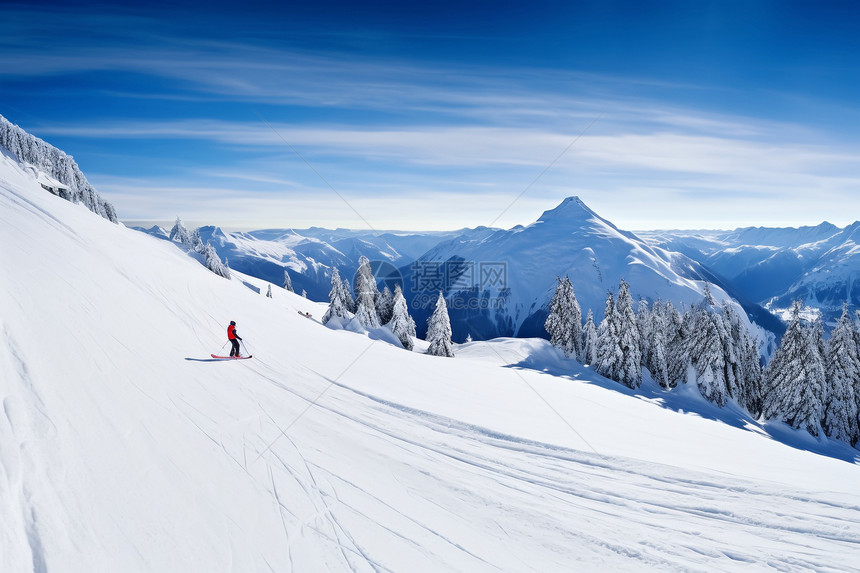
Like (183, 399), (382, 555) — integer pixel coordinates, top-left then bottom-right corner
(283, 269), (294, 292)
(544, 276), (583, 361)
(703, 282), (716, 306)
(426, 292), (455, 357)
(722, 302), (764, 415)
(582, 309), (598, 366)
(808, 314), (828, 420)
(301, 289), (307, 298)
(377, 286), (395, 325)
(465, 333), (473, 343)
(809, 316), (827, 374)
(202, 242), (230, 279)
(266, 285), (272, 298)
(189, 228), (204, 253)
(595, 291), (621, 381)
(687, 309), (729, 406)
(352, 257), (381, 329)
(1, 120), (22, 156)
(322, 267), (352, 325)
(388, 284), (417, 350)
(342, 278), (357, 313)
(647, 302), (670, 388)
(762, 301), (826, 436)
(636, 298), (652, 369)
(853, 310), (860, 349)
(352, 299), (380, 329)
(853, 310), (860, 440)
(169, 217), (192, 246)
(717, 303), (742, 402)
(665, 303), (690, 388)
(823, 305), (860, 444)
(740, 335), (763, 417)
(354, 256), (380, 305)
(614, 279), (642, 388)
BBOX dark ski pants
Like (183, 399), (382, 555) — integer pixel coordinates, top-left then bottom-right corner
(230, 339), (241, 356)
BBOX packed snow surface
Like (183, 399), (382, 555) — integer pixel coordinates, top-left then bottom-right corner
(2, 152), (860, 571)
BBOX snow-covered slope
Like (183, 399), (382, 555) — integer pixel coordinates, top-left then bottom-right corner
(402, 197), (760, 341)
(2, 155), (860, 571)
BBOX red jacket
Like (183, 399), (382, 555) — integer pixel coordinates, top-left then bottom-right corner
(227, 325), (237, 340)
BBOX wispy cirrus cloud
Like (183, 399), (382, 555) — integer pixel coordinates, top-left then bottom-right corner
(35, 116), (859, 174)
(79, 115), (860, 231)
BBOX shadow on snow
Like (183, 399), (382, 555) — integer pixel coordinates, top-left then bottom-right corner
(507, 349), (860, 465)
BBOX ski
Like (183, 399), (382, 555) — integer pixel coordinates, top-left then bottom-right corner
(210, 354), (253, 360)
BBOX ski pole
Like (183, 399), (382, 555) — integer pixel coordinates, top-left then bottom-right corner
(241, 339), (251, 356)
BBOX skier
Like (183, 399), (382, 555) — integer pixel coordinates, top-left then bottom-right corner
(227, 320), (242, 357)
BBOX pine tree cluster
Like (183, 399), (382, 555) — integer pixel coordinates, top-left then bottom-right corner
(763, 302), (860, 442)
(545, 277), (860, 446)
(321, 257), (422, 353)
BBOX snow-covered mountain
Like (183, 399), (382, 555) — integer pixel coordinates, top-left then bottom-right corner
(137, 224), (463, 301)
(401, 197), (779, 341)
(293, 227), (462, 263)
(642, 222), (860, 323)
(3, 127), (860, 571)
(139, 198), (783, 343)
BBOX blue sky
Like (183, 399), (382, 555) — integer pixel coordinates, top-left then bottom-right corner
(2, 1), (859, 231)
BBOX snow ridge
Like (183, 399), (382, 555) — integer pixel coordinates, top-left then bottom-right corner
(0, 114), (117, 223)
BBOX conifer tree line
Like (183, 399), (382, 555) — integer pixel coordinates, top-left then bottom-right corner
(546, 277), (860, 447)
(0, 114), (118, 223)
(322, 256), (433, 354)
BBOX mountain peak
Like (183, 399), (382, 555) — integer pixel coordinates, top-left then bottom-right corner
(536, 196), (601, 224)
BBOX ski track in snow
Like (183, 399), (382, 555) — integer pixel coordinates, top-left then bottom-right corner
(168, 352), (860, 572)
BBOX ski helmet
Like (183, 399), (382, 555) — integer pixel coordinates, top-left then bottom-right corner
(230, 321), (236, 326)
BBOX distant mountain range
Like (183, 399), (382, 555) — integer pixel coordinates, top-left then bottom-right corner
(138, 197), (785, 343)
(134, 224), (463, 301)
(640, 221), (860, 324)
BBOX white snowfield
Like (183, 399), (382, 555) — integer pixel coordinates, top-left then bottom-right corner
(1, 151), (860, 572)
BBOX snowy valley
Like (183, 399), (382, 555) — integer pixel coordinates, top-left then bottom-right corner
(2, 119), (860, 571)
